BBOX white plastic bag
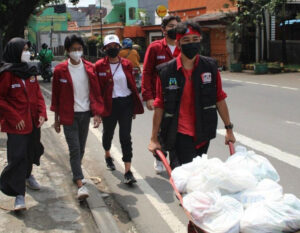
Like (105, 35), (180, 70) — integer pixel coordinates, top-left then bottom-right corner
(226, 146), (280, 182)
(185, 157), (257, 194)
(230, 179), (282, 207)
(183, 191), (243, 233)
(171, 156), (207, 193)
(240, 194), (300, 233)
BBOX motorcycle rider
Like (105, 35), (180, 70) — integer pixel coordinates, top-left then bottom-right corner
(38, 43), (53, 82)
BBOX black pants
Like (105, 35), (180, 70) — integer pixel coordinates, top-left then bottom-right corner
(63, 111), (90, 181)
(169, 133), (210, 169)
(102, 96), (133, 163)
(0, 128), (43, 197)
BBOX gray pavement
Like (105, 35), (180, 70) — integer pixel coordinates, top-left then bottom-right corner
(0, 69), (299, 233)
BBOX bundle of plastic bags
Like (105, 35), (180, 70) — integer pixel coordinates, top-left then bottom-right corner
(171, 146), (300, 233)
(225, 146), (280, 182)
(172, 155), (257, 195)
(230, 179), (283, 207)
(240, 194), (300, 233)
(183, 191), (243, 233)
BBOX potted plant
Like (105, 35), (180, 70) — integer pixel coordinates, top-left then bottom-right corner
(254, 62), (268, 74)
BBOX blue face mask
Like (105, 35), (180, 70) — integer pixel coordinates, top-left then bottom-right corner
(181, 42), (201, 59)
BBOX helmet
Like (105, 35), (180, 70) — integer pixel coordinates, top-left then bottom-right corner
(122, 38), (133, 49)
(42, 43), (48, 49)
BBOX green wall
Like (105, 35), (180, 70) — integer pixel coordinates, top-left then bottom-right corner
(27, 7), (67, 44)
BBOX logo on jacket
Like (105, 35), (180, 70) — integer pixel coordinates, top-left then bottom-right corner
(166, 77), (179, 90)
(157, 55), (166, 60)
(29, 77), (36, 83)
(201, 72), (212, 84)
(59, 79), (68, 83)
(98, 72), (106, 77)
(11, 83), (21, 88)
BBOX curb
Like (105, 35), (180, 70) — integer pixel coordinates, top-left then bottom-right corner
(40, 85), (122, 233)
(83, 168), (122, 233)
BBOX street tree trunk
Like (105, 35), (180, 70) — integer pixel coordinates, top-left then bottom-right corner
(3, 0), (40, 45)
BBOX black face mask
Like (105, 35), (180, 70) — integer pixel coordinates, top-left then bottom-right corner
(181, 42), (201, 59)
(167, 28), (176, 40)
(106, 47), (120, 58)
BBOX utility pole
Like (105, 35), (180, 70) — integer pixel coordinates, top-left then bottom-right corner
(50, 17), (53, 49)
(99, 0), (103, 45)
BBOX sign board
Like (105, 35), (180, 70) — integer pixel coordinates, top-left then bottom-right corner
(156, 5), (167, 18)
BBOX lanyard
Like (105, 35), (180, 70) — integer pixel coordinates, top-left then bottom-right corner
(111, 61), (121, 79)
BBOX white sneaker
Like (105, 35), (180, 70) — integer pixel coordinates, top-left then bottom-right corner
(14, 195), (26, 211)
(154, 159), (165, 174)
(77, 185), (89, 201)
(26, 175), (41, 190)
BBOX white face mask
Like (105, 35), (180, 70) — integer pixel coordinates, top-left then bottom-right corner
(69, 51), (83, 62)
(21, 51), (31, 62)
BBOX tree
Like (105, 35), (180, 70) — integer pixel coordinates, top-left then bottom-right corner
(0, 0), (80, 58)
(226, 0), (271, 63)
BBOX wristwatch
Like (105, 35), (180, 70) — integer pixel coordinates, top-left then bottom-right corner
(225, 123), (234, 130)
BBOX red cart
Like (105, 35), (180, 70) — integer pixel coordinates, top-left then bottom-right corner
(155, 142), (235, 233)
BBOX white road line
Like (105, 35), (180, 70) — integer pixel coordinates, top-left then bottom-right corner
(261, 83), (278, 88)
(217, 129), (300, 169)
(89, 127), (187, 233)
(281, 86), (299, 91)
(245, 81), (259, 85)
(39, 86), (187, 232)
(286, 121), (300, 127)
(223, 79), (298, 91)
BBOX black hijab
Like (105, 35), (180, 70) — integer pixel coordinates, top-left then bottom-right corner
(0, 37), (38, 80)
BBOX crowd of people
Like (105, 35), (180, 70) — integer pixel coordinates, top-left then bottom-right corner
(0, 16), (235, 212)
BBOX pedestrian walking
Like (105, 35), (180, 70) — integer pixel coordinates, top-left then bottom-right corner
(51, 35), (103, 200)
(0, 37), (47, 211)
(95, 34), (144, 185)
(141, 15), (181, 174)
(148, 20), (236, 169)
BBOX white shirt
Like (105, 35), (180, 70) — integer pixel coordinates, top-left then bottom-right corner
(110, 63), (132, 98)
(68, 59), (90, 112)
(168, 44), (176, 55)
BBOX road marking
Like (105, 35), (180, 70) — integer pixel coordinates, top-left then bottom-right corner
(89, 126), (187, 233)
(217, 129), (300, 169)
(286, 121), (300, 127)
(223, 78), (299, 91)
(281, 86), (299, 91)
(261, 83), (278, 88)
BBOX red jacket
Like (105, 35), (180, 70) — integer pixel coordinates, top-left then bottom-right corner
(95, 57), (144, 117)
(0, 72), (47, 134)
(141, 38), (180, 101)
(51, 59), (103, 125)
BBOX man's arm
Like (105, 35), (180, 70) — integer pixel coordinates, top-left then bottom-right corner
(216, 99), (236, 144)
(148, 107), (163, 153)
(142, 44), (156, 108)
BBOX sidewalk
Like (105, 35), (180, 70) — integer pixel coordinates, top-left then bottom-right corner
(0, 129), (100, 232)
(0, 112), (121, 233)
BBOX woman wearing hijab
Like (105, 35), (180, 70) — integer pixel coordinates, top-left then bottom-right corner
(51, 35), (103, 200)
(0, 37), (47, 211)
(95, 34), (144, 185)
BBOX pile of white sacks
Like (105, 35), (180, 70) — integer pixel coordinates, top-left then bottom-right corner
(172, 146), (300, 233)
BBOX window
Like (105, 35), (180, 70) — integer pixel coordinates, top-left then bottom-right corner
(129, 7), (136, 20)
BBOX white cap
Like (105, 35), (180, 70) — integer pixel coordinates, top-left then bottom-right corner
(103, 34), (121, 47)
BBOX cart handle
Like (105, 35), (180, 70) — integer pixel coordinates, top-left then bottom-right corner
(229, 141), (235, 155)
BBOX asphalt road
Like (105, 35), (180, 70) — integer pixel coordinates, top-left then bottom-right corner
(40, 70), (300, 233)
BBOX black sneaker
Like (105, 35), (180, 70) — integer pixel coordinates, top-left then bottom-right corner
(105, 157), (116, 170)
(124, 171), (137, 185)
